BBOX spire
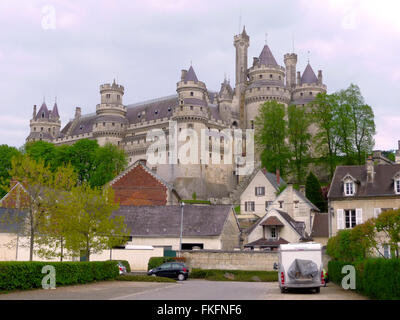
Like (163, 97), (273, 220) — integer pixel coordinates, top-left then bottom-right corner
(242, 25), (247, 37)
(52, 99), (60, 119)
(37, 101), (49, 119)
(301, 63), (318, 84)
(259, 44), (278, 67)
(184, 66), (199, 82)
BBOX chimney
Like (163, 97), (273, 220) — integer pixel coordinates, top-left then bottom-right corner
(396, 141), (400, 164)
(33, 105), (37, 118)
(297, 71), (301, 85)
(366, 155), (374, 183)
(181, 70), (187, 81)
(75, 107), (81, 118)
(299, 185), (306, 196)
(276, 169), (280, 185)
(318, 70), (323, 84)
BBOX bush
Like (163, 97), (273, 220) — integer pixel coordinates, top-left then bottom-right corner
(0, 261), (119, 292)
(189, 269), (278, 282)
(116, 275), (176, 283)
(328, 259), (400, 300)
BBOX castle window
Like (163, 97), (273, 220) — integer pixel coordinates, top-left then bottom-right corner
(259, 75), (263, 79)
(188, 123), (193, 129)
(309, 92), (313, 96)
(300, 92), (303, 96)
(190, 106), (193, 110)
(48, 128), (50, 132)
(180, 100), (184, 105)
(112, 123), (115, 126)
(80, 125), (83, 130)
(168, 107), (172, 112)
(34, 127), (36, 131)
(41, 127), (43, 131)
(138, 114), (141, 119)
(154, 110), (158, 115)
(200, 107), (203, 111)
(270, 74), (273, 79)
(180, 106), (183, 111)
(267, 87), (270, 90)
(117, 95), (120, 100)
(190, 92), (194, 96)
(279, 76), (281, 80)
(276, 87), (279, 91)
(251, 120), (254, 129)
(42, 112), (45, 118)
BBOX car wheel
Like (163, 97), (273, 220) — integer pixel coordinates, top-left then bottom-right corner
(178, 274), (185, 281)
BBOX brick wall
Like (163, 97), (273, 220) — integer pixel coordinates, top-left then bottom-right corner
(111, 165), (168, 206)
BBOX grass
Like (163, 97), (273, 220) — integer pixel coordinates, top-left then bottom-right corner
(115, 275), (176, 283)
(182, 200), (211, 205)
(189, 269), (278, 282)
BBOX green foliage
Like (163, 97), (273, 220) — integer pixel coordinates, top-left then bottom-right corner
(0, 261), (119, 292)
(116, 275), (176, 282)
(375, 209), (400, 258)
(326, 229), (365, 262)
(287, 105), (312, 184)
(0, 145), (22, 197)
(189, 269), (278, 282)
(192, 192), (197, 200)
(305, 171), (327, 212)
(181, 199), (211, 204)
(328, 259), (400, 300)
(234, 205), (240, 214)
(255, 101), (290, 177)
(147, 257), (176, 271)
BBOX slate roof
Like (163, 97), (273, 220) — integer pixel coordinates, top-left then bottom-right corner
(184, 66), (199, 82)
(311, 213), (329, 238)
(0, 208), (26, 233)
(275, 209), (306, 236)
(258, 45), (279, 67)
(26, 131), (54, 141)
(112, 205), (234, 237)
(51, 102), (60, 119)
(293, 189), (320, 212)
(244, 237), (289, 247)
(301, 63), (318, 84)
(262, 170), (286, 190)
(328, 164), (400, 199)
(70, 114), (97, 136)
(36, 102), (50, 119)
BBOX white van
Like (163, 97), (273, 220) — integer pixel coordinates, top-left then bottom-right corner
(275, 242), (324, 293)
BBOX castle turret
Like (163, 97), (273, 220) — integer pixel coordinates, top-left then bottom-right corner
(234, 26), (249, 90)
(93, 80), (128, 146)
(292, 62), (326, 106)
(217, 78), (235, 124)
(26, 100), (61, 143)
(284, 53), (297, 89)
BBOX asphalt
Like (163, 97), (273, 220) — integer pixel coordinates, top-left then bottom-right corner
(0, 280), (367, 300)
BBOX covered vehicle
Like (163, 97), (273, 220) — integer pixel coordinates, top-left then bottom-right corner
(276, 242), (324, 293)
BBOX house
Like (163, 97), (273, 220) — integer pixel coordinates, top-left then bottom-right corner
(0, 180), (30, 209)
(0, 207), (25, 261)
(109, 160), (181, 206)
(112, 205), (241, 251)
(327, 157), (400, 238)
(239, 169), (285, 217)
(244, 184), (321, 250)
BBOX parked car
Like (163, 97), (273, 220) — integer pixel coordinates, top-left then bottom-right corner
(147, 262), (189, 281)
(117, 261), (127, 275)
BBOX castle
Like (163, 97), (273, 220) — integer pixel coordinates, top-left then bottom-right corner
(26, 27), (327, 199)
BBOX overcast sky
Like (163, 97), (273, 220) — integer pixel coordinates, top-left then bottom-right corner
(0, 0), (399, 150)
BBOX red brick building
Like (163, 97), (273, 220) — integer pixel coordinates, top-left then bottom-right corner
(109, 161), (181, 206)
(0, 181), (30, 209)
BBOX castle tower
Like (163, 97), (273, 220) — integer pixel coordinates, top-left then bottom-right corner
(284, 53), (297, 89)
(26, 100), (61, 143)
(217, 78), (235, 124)
(93, 80), (128, 146)
(234, 26), (249, 89)
(292, 62), (326, 106)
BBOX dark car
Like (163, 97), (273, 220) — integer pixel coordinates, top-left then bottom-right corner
(147, 262), (189, 281)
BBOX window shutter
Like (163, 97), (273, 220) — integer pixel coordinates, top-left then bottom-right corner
(374, 208), (381, 218)
(255, 187), (257, 196)
(356, 208), (363, 225)
(245, 202), (248, 211)
(337, 209), (344, 230)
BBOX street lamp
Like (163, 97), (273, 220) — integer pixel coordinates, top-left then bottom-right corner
(179, 201), (185, 251)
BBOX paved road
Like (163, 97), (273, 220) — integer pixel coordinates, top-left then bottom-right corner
(0, 280), (366, 300)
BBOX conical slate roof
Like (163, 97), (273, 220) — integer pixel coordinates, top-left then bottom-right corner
(259, 45), (278, 67)
(51, 102), (60, 119)
(184, 66), (199, 82)
(301, 63), (318, 84)
(36, 102), (50, 119)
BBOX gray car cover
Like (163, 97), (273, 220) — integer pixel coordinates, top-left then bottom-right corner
(287, 259), (319, 280)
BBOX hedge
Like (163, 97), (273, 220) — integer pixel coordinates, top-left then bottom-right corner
(190, 269), (278, 282)
(0, 261), (119, 292)
(147, 257), (187, 271)
(328, 259), (400, 300)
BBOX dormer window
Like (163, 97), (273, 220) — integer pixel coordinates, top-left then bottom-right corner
(395, 178), (400, 194)
(345, 182), (355, 196)
(168, 107), (172, 112)
(154, 110), (158, 115)
(42, 112), (45, 118)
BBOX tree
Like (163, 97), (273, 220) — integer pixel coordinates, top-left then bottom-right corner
(25, 141), (57, 170)
(89, 143), (128, 187)
(255, 101), (290, 177)
(336, 84), (375, 164)
(68, 139), (99, 184)
(350, 219), (379, 259)
(62, 184), (128, 261)
(5, 155), (77, 260)
(0, 145), (21, 197)
(305, 171), (327, 212)
(287, 105), (312, 184)
(310, 92), (341, 178)
(375, 209), (400, 258)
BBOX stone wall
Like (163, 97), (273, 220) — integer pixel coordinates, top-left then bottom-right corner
(179, 250), (278, 271)
(179, 249), (331, 271)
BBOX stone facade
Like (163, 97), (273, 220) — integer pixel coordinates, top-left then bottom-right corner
(26, 28), (327, 200)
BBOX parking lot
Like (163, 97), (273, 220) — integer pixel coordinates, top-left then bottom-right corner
(0, 279), (367, 300)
